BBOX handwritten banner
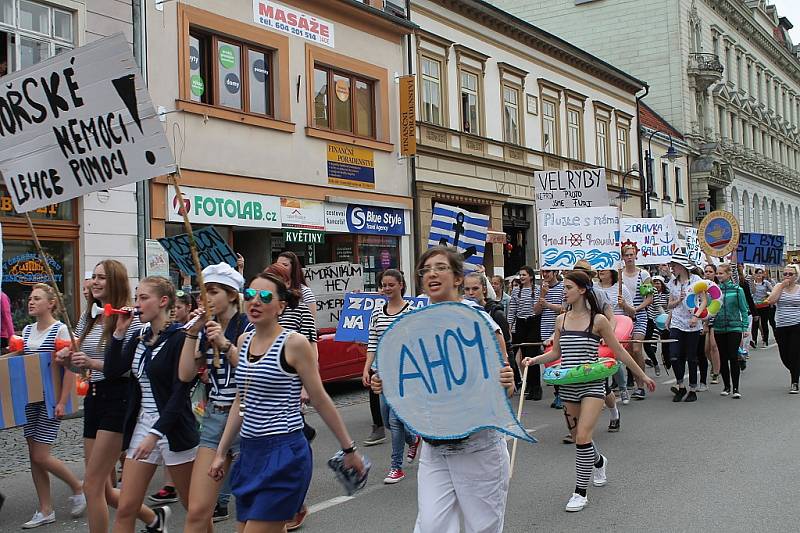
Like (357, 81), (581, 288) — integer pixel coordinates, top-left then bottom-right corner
(304, 262), (364, 329)
(737, 233), (785, 266)
(427, 203), (489, 270)
(620, 214), (677, 265)
(534, 168), (609, 209)
(538, 206), (620, 269)
(376, 303), (534, 442)
(335, 293), (428, 343)
(685, 227), (703, 267)
(0, 34), (174, 213)
(157, 226), (237, 276)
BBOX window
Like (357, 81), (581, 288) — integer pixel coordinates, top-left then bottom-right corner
(313, 65), (375, 138)
(675, 166), (683, 202)
(595, 119), (609, 167)
(420, 56), (443, 126)
(661, 161), (670, 200)
(542, 99), (558, 154)
(0, 0), (73, 75)
(187, 29), (273, 116)
(617, 127), (629, 170)
(503, 85), (521, 144)
(460, 69), (480, 135)
(567, 109), (582, 159)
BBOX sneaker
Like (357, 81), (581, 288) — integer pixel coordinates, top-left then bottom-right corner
(286, 505), (308, 531)
(620, 389), (630, 405)
(22, 511), (55, 529)
(562, 434), (575, 444)
(363, 425), (386, 446)
(710, 373), (720, 384)
(406, 435), (421, 463)
(565, 493), (588, 512)
(697, 383), (708, 392)
(148, 486), (178, 505)
(550, 394), (562, 409)
(791, 384), (799, 395)
(684, 391), (698, 402)
(732, 390), (742, 399)
(607, 417), (620, 433)
(212, 502), (229, 523)
(749, 340), (757, 349)
(720, 389), (730, 396)
(672, 388), (687, 402)
(592, 456), (608, 487)
(654, 365), (661, 377)
(383, 468), (405, 484)
(69, 492), (87, 518)
(145, 505), (170, 533)
(632, 388), (646, 400)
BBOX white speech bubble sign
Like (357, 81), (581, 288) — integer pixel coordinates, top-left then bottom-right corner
(376, 302), (535, 443)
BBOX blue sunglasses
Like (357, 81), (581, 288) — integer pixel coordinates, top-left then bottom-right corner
(244, 288), (273, 303)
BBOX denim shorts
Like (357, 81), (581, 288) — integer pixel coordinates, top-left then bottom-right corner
(198, 404), (240, 456)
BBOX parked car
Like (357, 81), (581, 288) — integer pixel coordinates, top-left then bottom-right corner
(317, 328), (366, 383)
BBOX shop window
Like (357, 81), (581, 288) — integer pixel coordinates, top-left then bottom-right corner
(313, 65), (376, 138)
(420, 55), (443, 126)
(460, 69), (480, 135)
(567, 108), (582, 160)
(188, 28), (273, 116)
(0, 0), (73, 74)
(542, 99), (558, 155)
(595, 118), (609, 167)
(503, 85), (521, 145)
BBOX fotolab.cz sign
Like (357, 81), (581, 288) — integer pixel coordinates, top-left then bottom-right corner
(253, 1), (334, 48)
(167, 185), (281, 229)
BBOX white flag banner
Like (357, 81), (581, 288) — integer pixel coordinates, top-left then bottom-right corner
(620, 214), (678, 265)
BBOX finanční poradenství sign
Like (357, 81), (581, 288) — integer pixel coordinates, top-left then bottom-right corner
(0, 33), (175, 213)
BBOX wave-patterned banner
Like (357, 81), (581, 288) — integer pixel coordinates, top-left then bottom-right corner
(538, 206), (621, 270)
(427, 203), (490, 269)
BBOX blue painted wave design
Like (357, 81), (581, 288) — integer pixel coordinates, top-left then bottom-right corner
(542, 248), (620, 269)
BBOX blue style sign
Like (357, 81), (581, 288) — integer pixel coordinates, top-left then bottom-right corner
(376, 303), (535, 443)
(737, 232), (785, 266)
(335, 292), (427, 343)
(346, 205), (406, 235)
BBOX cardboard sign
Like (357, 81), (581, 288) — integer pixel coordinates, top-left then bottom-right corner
(0, 34), (174, 213)
(685, 228), (703, 267)
(737, 233), (785, 266)
(427, 203), (489, 270)
(620, 214), (678, 265)
(534, 168), (609, 209)
(698, 210), (740, 257)
(145, 239), (170, 277)
(538, 206), (621, 269)
(304, 262), (364, 329)
(335, 292), (428, 343)
(376, 303), (534, 442)
(157, 226), (237, 276)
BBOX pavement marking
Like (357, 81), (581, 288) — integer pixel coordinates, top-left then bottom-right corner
(308, 495), (354, 514)
(661, 378), (677, 385)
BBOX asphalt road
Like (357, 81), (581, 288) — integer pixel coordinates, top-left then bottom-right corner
(1, 345), (798, 532)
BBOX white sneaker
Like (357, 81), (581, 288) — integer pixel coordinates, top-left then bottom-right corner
(720, 389), (730, 396)
(69, 492), (87, 518)
(592, 456), (608, 487)
(620, 389), (630, 405)
(732, 390), (742, 399)
(22, 511), (55, 529)
(697, 383), (708, 392)
(565, 492), (588, 512)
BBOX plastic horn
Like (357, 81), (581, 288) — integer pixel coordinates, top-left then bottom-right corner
(103, 303), (140, 317)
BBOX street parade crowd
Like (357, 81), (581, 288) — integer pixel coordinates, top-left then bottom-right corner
(0, 242), (799, 533)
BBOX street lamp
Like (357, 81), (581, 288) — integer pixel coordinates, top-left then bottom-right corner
(610, 167), (639, 209)
(644, 130), (679, 218)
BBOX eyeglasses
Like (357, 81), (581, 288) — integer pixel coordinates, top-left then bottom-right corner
(417, 264), (451, 277)
(244, 288), (273, 303)
(783, 272), (796, 277)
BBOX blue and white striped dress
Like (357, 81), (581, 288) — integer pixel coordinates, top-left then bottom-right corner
(236, 330), (303, 439)
(22, 322), (66, 444)
(556, 314), (605, 403)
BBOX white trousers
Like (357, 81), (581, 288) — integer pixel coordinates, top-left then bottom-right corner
(413, 437), (510, 533)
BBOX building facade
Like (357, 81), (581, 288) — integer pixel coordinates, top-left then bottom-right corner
(410, 0), (645, 277)
(1, 0), (138, 330)
(143, 0), (414, 295)
(494, 0), (800, 253)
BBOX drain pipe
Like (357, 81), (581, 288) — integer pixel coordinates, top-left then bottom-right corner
(635, 84), (650, 217)
(406, 0), (421, 293)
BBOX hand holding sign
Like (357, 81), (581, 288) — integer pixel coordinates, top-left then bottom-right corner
(376, 303), (534, 443)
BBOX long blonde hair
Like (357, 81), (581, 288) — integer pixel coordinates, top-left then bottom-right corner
(30, 283), (60, 319)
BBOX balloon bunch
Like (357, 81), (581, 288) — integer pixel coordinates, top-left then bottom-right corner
(685, 280), (723, 318)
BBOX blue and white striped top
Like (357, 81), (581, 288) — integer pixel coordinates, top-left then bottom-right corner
(22, 322), (66, 354)
(507, 286), (534, 333)
(237, 330), (303, 439)
(537, 281), (565, 339)
(201, 314), (250, 405)
(775, 286), (800, 328)
(132, 327), (166, 417)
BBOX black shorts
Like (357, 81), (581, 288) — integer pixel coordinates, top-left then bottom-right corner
(83, 377), (130, 439)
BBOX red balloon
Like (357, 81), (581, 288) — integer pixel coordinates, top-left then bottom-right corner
(8, 335), (24, 352)
(76, 380), (89, 396)
(55, 338), (73, 352)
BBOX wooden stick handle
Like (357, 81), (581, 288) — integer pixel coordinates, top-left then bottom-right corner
(509, 364), (529, 479)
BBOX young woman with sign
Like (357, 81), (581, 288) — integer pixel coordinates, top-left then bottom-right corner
(620, 245), (653, 400)
(21, 284), (85, 529)
(751, 268), (775, 348)
(57, 260), (164, 533)
(522, 271), (655, 512)
(208, 273), (365, 530)
(508, 266), (541, 399)
(371, 246), (516, 532)
(104, 277), (198, 533)
(766, 264), (800, 393)
(666, 253), (704, 403)
(712, 264), (750, 398)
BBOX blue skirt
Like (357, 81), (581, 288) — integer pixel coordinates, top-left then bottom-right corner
(231, 430), (312, 522)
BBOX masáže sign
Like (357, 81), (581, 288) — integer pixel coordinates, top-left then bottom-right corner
(737, 232), (785, 266)
(157, 226), (237, 276)
(253, 1), (334, 48)
(0, 33), (174, 213)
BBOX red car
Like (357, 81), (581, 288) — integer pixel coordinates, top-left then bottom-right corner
(317, 328), (366, 383)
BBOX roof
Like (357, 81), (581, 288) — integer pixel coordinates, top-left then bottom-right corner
(639, 103), (683, 140)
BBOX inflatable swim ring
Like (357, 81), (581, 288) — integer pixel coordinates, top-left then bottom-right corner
(543, 357), (620, 385)
(685, 280), (722, 319)
(541, 315), (633, 366)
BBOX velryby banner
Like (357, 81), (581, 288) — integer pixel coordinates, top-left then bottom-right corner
(620, 214), (678, 265)
(157, 226), (237, 276)
(0, 33), (174, 213)
(335, 293), (428, 343)
(534, 168), (608, 210)
(538, 206), (621, 269)
(737, 232), (785, 266)
(376, 303), (534, 442)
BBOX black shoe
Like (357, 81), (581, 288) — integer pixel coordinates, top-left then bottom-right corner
(672, 388), (687, 402)
(145, 506), (171, 533)
(526, 388), (543, 401)
(739, 360), (747, 371)
(684, 391), (698, 402)
(670, 385), (680, 395)
(212, 502), (229, 523)
(607, 417), (620, 432)
(749, 340), (757, 349)
(148, 486), (178, 505)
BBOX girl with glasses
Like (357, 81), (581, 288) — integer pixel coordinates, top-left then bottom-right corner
(767, 264), (800, 393)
